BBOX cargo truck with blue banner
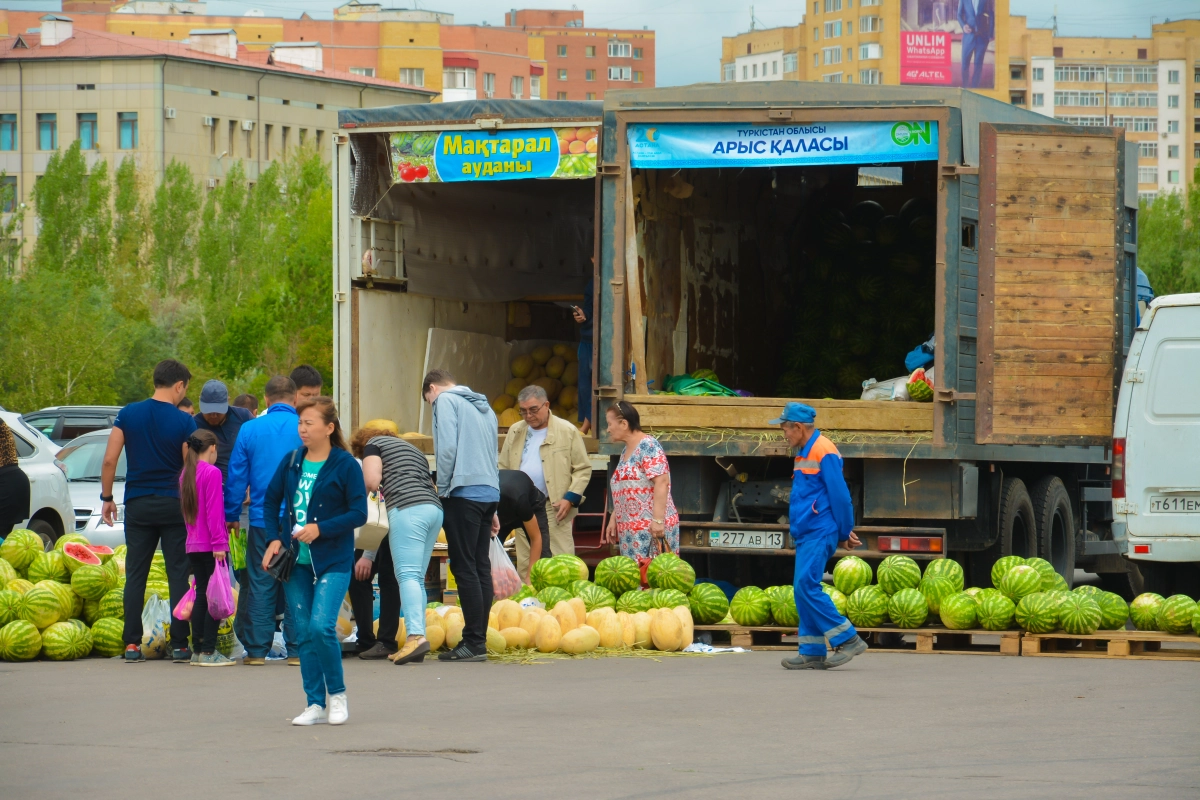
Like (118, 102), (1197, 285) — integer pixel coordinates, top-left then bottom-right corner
(592, 83), (1153, 595)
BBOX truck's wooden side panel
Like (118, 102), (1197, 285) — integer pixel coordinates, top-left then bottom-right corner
(977, 125), (1122, 445)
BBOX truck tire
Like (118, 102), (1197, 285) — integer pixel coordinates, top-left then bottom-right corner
(997, 478), (1037, 561)
(1030, 476), (1075, 588)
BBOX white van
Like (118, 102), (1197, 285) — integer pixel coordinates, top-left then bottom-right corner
(1112, 293), (1200, 596)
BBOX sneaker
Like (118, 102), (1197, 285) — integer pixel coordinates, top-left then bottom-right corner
(124, 644), (145, 663)
(328, 693), (348, 725)
(357, 641), (394, 660)
(291, 704), (328, 726)
(437, 643), (487, 662)
(243, 656), (266, 666)
(172, 647), (193, 663)
(287, 657), (301, 666)
(825, 635), (869, 668)
(197, 652), (235, 667)
(781, 654), (828, 670)
(190, 652), (200, 665)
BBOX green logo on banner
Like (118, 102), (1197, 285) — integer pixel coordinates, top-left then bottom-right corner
(891, 121), (933, 147)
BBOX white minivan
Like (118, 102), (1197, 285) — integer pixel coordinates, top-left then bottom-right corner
(1112, 293), (1200, 596)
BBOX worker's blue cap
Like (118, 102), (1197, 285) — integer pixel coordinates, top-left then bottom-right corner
(769, 402), (816, 425)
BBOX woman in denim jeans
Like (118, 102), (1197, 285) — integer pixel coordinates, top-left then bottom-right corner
(351, 425), (444, 666)
(263, 397), (366, 726)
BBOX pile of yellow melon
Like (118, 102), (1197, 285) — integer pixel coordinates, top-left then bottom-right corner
(483, 597), (694, 655)
(492, 343), (582, 429)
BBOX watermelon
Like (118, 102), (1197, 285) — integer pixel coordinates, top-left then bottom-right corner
(86, 544), (115, 563)
(40, 621), (83, 660)
(1049, 573), (1069, 592)
(114, 544), (127, 557)
(976, 593), (1016, 631)
(0, 529), (43, 572)
(98, 587), (124, 620)
(52, 533), (90, 552)
(26, 551), (69, 584)
(538, 557), (575, 590)
(1060, 594), (1102, 635)
(616, 589), (653, 614)
(1092, 592), (1128, 630)
(999, 565), (1043, 602)
(990, 555), (1026, 589)
(845, 585), (889, 628)
(594, 556), (640, 596)
(651, 588), (688, 609)
(66, 619), (93, 658)
(833, 556), (873, 596)
(888, 588), (928, 628)
(688, 583), (730, 624)
(647, 553), (695, 595)
(19, 586), (61, 629)
(918, 576), (955, 614)
(39, 581), (75, 619)
(6, 578), (33, 595)
(729, 587), (771, 626)
(144, 581), (171, 604)
(1073, 584), (1103, 597)
(579, 583), (616, 612)
(72, 564), (114, 601)
(555, 554), (589, 583)
(770, 586), (799, 627)
(91, 617), (125, 657)
(0, 619), (42, 661)
(0, 557), (17, 588)
(0, 590), (21, 626)
(877, 555), (922, 596)
(1130, 593), (1165, 631)
(764, 585), (790, 609)
(963, 587), (983, 598)
(1015, 592), (1059, 633)
(81, 598), (101, 625)
(510, 584), (536, 604)
(938, 592), (978, 630)
(1193, 603), (1200, 636)
(529, 558), (552, 591)
(537, 586), (571, 609)
(821, 584), (847, 616)
(62, 542), (101, 574)
(569, 579), (595, 597)
(922, 559), (965, 592)
(1156, 595), (1197, 635)
(1022, 557), (1058, 592)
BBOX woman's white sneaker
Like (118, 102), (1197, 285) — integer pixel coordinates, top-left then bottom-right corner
(291, 704), (328, 726)
(327, 693), (348, 725)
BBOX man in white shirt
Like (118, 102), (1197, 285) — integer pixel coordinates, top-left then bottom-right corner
(498, 385), (592, 578)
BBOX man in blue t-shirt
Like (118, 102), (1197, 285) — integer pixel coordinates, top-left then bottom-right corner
(101, 359), (197, 663)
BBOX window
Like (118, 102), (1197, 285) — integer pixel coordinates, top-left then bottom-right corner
(1195, 94), (1200, 109)
(0, 114), (15, 151)
(633, 71), (644, 83)
(530, 75), (541, 97)
(861, 0), (880, 4)
(228, 119), (237, 156)
(1, 176), (16, 213)
(585, 92), (596, 100)
(744, 65), (750, 79)
(557, 45), (567, 57)
(1110, 117), (1158, 132)
(814, 0), (819, 12)
(1137, 48), (1147, 60)
(1196, 118), (1200, 133)
(557, 68), (568, 81)
(724, 63), (735, 81)
(556, 91), (568, 100)
(77, 113), (97, 150)
(1010, 92), (1026, 105)
(399, 68), (425, 87)
(859, 69), (881, 84)
(1167, 69), (1180, 84)
(77, 84), (95, 91)
(1108, 92), (1157, 108)
(1054, 90), (1103, 107)
(752, 64), (757, 78)
(859, 15), (881, 32)
(1167, 95), (1179, 109)
(823, 46), (842, 65)
(847, 47), (853, 61)
(1010, 66), (1024, 80)
(585, 46), (595, 58)
(37, 113), (57, 150)
(772, 60), (778, 75)
(814, 53), (820, 67)
(824, 0), (842, 10)
(1195, 144), (1200, 159)
(824, 20), (842, 38)
(607, 41), (631, 58)
(1055, 115), (1106, 126)
(1055, 65), (1105, 82)
(1133, 66), (1156, 83)
(1032, 67), (1044, 81)
(1165, 119), (1178, 133)
(846, 21), (853, 34)
(783, 53), (798, 73)
(281, 126), (289, 157)
(586, 69), (596, 81)
(1138, 167), (1158, 183)
(264, 124), (272, 159)
(444, 67), (476, 89)
(633, 47), (643, 59)
(1032, 93), (1044, 107)
(483, 72), (496, 98)
(349, 67), (375, 77)
(1167, 145), (1179, 159)
(299, 128), (307, 146)
(823, 72), (843, 83)
(1138, 141), (1157, 158)
(1139, 191), (1158, 203)
(510, 75), (524, 99)
(210, 118), (219, 154)
(609, 66), (631, 81)
(1167, 170), (1180, 184)
(859, 43), (882, 60)
(1053, 46), (1063, 57)
(814, 27), (820, 42)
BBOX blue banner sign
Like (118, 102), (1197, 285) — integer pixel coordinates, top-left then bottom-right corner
(627, 121), (939, 169)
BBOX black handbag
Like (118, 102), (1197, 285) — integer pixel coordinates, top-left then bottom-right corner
(265, 450), (299, 583)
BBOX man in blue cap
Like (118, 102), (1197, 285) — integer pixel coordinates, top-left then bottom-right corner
(770, 402), (868, 670)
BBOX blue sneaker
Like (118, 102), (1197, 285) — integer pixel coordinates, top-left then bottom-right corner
(124, 644), (145, 663)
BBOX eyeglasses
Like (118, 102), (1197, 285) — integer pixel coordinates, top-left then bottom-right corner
(519, 403), (548, 417)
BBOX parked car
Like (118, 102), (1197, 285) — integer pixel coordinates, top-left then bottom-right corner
(55, 429), (127, 547)
(1, 410), (73, 548)
(22, 406), (120, 446)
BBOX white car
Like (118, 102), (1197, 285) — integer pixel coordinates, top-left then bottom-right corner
(55, 428), (127, 548)
(1113, 293), (1200, 596)
(2, 410), (74, 549)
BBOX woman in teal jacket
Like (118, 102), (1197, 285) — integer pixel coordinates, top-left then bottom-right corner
(263, 397), (366, 726)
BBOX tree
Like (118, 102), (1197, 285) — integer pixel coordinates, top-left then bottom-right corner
(150, 160), (201, 293)
(1138, 179), (1200, 297)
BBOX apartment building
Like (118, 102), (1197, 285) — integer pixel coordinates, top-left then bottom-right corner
(719, 25), (806, 84)
(0, 17), (432, 219)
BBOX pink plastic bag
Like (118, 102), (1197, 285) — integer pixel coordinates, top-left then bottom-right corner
(172, 579), (196, 621)
(208, 560), (236, 620)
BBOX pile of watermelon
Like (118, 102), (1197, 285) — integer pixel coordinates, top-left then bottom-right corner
(0, 529), (171, 662)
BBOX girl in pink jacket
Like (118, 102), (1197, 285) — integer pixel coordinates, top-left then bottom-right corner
(180, 430), (233, 667)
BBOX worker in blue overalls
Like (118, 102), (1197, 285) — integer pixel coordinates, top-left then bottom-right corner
(771, 403), (869, 670)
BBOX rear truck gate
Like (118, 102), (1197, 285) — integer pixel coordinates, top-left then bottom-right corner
(594, 83), (1137, 592)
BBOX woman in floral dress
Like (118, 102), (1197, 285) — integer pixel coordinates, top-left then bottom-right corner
(603, 401), (680, 559)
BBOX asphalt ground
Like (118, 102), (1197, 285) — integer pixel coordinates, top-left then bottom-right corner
(1, 647), (1197, 799)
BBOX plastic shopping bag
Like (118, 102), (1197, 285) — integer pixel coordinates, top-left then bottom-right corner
(172, 578), (196, 621)
(228, 528), (247, 571)
(141, 594), (171, 660)
(489, 537), (522, 599)
(207, 560), (236, 620)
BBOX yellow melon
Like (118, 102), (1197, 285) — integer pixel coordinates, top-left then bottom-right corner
(486, 627), (507, 654)
(488, 610), (499, 631)
(545, 355), (567, 379)
(426, 624), (446, 651)
(445, 616), (465, 649)
(567, 597), (587, 628)
(620, 615), (637, 647)
(527, 365), (546, 381)
(530, 376), (562, 402)
(585, 607), (614, 629)
(491, 394), (516, 415)
(560, 625), (600, 654)
(595, 613), (623, 648)
(558, 386), (579, 409)
(551, 600), (578, 634)
(535, 614), (562, 652)
(561, 361), (579, 386)
(504, 377), (527, 398)
(650, 608), (683, 651)
(498, 408), (522, 428)
(494, 599), (522, 630)
(519, 610), (542, 639)
(372, 617), (407, 646)
(425, 609), (445, 631)
(552, 343), (571, 358)
(500, 626), (531, 649)
(511, 354), (534, 378)
(531, 345), (553, 365)
(631, 611), (653, 648)
(672, 605), (694, 649)
(564, 346), (578, 363)
(364, 418), (400, 434)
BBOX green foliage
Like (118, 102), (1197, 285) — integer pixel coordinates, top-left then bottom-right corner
(1138, 176), (1200, 297)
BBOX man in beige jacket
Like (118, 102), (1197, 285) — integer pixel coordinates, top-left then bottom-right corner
(498, 385), (592, 577)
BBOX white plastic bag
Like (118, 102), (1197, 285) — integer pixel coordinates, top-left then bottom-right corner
(267, 631), (287, 660)
(861, 376), (907, 401)
(489, 537), (522, 599)
(140, 595), (171, 660)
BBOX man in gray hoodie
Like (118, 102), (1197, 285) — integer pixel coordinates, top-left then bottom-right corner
(423, 369), (500, 661)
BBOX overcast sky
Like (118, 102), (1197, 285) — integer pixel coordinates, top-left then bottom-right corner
(5, 0), (1197, 85)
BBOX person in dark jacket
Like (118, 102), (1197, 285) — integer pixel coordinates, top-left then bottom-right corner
(0, 420), (30, 535)
(193, 379), (254, 482)
(262, 397), (366, 726)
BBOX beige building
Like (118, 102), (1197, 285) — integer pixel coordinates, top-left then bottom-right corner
(0, 16), (434, 219)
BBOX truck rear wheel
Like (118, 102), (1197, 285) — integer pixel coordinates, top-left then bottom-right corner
(997, 477), (1037, 561)
(1030, 476), (1075, 587)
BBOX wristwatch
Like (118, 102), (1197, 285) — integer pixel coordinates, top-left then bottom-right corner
(651, 518), (665, 525)
(100, 494), (114, 503)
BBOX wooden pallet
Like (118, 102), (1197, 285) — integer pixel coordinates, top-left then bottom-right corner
(1021, 629), (1200, 661)
(855, 626), (1022, 656)
(694, 625), (797, 651)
